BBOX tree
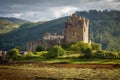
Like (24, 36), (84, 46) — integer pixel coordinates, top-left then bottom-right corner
(70, 41), (92, 58)
(91, 42), (102, 50)
(45, 45), (66, 59)
(15, 46), (23, 51)
(62, 42), (75, 50)
(9, 48), (19, 59)
(36, 46), (45, 52)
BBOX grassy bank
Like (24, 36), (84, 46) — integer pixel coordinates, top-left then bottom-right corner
(14, 54), (120, 64)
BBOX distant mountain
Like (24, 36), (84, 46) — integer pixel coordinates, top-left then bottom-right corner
(0, 19), (19, 34)
(0, 17), (29, 24)
(0, 17), (30, 34)
(0, 10), (120, 51)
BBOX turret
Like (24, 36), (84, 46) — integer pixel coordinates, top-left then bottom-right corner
(72, 13), (77, 22)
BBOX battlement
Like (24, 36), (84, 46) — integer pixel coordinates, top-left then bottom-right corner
(66, 13), (89, 28)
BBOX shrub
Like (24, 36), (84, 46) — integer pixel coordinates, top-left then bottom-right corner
(45, 45), (66, 59)
(62, 42), (75, 50)
(83, 48), (93, 58)
(35, 52), (43, 56)
(93, 50), (120, 59)
(93, 50), (107, 58)
(35, 51), (48, 57)
(25, 51), (35, 58)
(118, 52), (120, 57)
(36, 46), (45, 52)
(15, 55), (25, 61)
(9, 48), (20, 60)
(91, 42), (102, 50)
(107, 52), (119, 59)
(70, 41), (93, 58)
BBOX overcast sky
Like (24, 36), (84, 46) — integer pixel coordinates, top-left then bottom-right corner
(0, 0), (120, 22)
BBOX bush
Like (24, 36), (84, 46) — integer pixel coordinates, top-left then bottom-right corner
(25, 52), (36, 58)
(107, 52), (119, 59)
(45, 45), (66, 59)
(93, 50), (107, 58)
(35, 51), (48, 57)
(91, 42), (102, 50)
(118, 52), (120, 57)
(83, 48), (93, 58)
(93, 50), (120, 59)
(36, 46), (45, 52)
(70, 41), (92, 58)
(9, 48), (20, 60)
(62, 42), (75, 50)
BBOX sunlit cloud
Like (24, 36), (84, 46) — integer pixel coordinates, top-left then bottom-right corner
(49, 6), (78, 18)
(12, 13), (22, 18)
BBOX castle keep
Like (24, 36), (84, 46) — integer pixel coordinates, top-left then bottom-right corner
(63, 13), (89, 43)
(27, 13), (89, 51)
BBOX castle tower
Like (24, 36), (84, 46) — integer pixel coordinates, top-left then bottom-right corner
(63, 13), (89, 43)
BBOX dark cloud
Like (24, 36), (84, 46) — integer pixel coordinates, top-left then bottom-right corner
(0, 0), (120, 21)
(114, 0), (120, 2)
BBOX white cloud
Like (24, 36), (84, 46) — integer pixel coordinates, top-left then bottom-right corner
(12, 13), (22, 18)
(49, 6), (78, 18)
(17, 11), (53, 22)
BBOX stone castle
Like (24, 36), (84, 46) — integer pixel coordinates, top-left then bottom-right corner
(26, 13), (89, 51)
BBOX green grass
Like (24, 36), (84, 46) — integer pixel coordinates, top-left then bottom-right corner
(13, 52), (120, 64)
(43, 57), (120, 64)
(42, 53), (120, 64)
(15, 56), (120, 64)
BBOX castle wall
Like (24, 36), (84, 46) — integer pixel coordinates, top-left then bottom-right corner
(26, 39), (64, 52)
(64, 26), (84, 43)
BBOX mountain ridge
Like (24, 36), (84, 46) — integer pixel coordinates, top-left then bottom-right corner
(0, 17), (29, 24)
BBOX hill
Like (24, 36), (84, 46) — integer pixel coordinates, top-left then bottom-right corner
(0, 17), (29, 34)
(0, 10), (120, 51)
(0, 17), (29, 24)
(0, 19), (19, 34)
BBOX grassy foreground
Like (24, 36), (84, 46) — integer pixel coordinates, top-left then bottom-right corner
(15, 53), (120, 64)
(1, 53), (120, 80)
(0, 62), (120, 80)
